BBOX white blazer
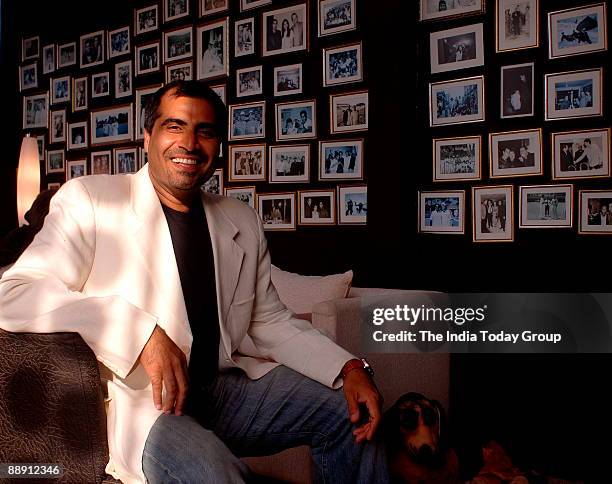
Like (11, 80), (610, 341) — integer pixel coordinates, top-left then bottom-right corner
(0, 166), (354, 483)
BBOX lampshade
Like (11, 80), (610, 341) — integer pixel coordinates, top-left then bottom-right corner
(17, 134), (41, 226)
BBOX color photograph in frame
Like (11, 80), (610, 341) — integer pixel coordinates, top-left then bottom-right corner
(197, 18), (229, 81)
(496, 0), (539, 52)
(545, 68), (602, 121)
(90, 104), (133, 146)
(299, 189), (336, 226)
(319, 139), (363, 180)
(269, 144), (310, 183)
(319, 0), (356, 36)
(472, 185), (514, 242)
(419, 190), (465, 234)
(258, 192), (296, 231)
(549, 3), (607, 59)
(489, 128), (543, 178)
(430, 76), (485, 127)
(228, 144), (266, 182)
(551, 128), (610, 180)
(338, 185), (366, 225)
(519, 184), (573, 229)
(420, 0), (485, 21)
(433, 135), (481, 182)
(579, 190), (612, 234)
(430, 23), (484, 74)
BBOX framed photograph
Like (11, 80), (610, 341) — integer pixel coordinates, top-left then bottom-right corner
(420, 0), (485, 21)
(323, 42), (363, 86)
(91, 150), (112, 175)
(418, 190), (465, 234)
(545, 69), (602, 121)
(164, 61), (192, 83)
(501, 62), (534, 119)
(319, 0), (356, 36)
(430, 76), (485, 127)
(472, 185), (514, 242)
(203, 168), (224, 194)
(139, 147), (148, 169)
(579, 190), (612, 234)
(73, 77), (88, 112)
(489, 128), (543, 178)
(108, 26), (130, 59)
(66, 159), (87, 180)
(235, 18), (255, 57)
(319, 139), (363, 180)
(225, 186), (255, 209)
(549, 3), (607, 59)
(80, 30), (105, 68)
(48, 182), (61, 190)
(240, 0), (272, 12)
(46, 149), (65, 175)
(23, 93), (49, 129)
(201, 0), (228, 17)
(114, 147), (138, 174)
(236, 66), (263, 98)
(262, 4), (308, 57)
(136, 85), (162, 140)
(22, 36), (39, 61)
(57, 42), (77, 69)
(211, 83), (226, 104)
(299, 190), (336, 225)
(433, 136), (481, 182)
(36, 135), (45, 161)
(20, 63), (37, 91)
(164, 0), (190, 22)
(92, 72), (110, 98)
(258, 193), (296, 231)
(51, 76), (70, 105)
(519, 184), (573, 229)
(50, 109), (67, 143)
(164, 26), (193, 63)
(276, 100), (316, 141)
(270, 144), (310, 183)
(197, 18), (229, 80)
(330, 90), (368, 134)
(91, 104), (133, 146)
(115, 60), (133, 98)
(274, 64), (303, 97)
(68, 121), (88, 150)
(136, 42), (161, 75)
(338, 185), (366, 225)
(42, 44), (55, 74)
(552, 128), (610, 180)
(135, 5), (159, 35)
(496, 0), (539, 52)
(229, 101), (265, 141)
(228, 144), (266, 182)
(430, 24), (484, 74)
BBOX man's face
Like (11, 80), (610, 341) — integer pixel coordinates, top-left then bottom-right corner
(144, 91), (220, 204)
(300, 112), (307, 122)
(520, 147), (528, 157)
(509, 150), (516, 161)
(602, 205), (608, 215)
(292, 13), (298, 25)
(272, 19), (278, 32)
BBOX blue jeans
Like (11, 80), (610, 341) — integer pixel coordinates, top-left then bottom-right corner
(142, 365), (389, 483)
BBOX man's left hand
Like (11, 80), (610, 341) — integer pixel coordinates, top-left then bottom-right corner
(342, 369), (383, 443)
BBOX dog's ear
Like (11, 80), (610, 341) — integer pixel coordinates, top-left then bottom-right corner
(381, 404), (403, 451)
(430, 399), (449, 449)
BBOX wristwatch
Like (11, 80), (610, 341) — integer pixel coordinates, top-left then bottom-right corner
(341, 358), (374, 379)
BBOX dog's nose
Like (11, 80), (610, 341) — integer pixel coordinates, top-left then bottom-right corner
(417, 445), (434, 463)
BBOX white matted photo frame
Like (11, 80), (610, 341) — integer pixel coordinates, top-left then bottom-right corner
(57, 42), (77, 69)
(489, 128), (543, 178)
(197, 18), (229, 80)
(202, 168), (224, 195)
(66, 159), (87, 180)
(501, 62), (534, 119)
(496, 0), (539, 52)
(433, 135), (481, 182)
(164, 26), (193, 63)
(548, 3), (608, 59)
(430, 23), (484, 74)
(236, 66), (263, 98)
(46, 149), (65, 175)
(23, 92), (49, 130)
(323, 41), (363, 86)
(136, 85), (162, 140)
(276, 99), (316, 141)
(164, 0), (190, 23)
(299, 189), (336, 225)
(210, 83), (227, 104)
(229, 101), (265, 141)
(330, 90), (368, 134)
(519, 184), (573, 229)
(274, 63), (303, 97)
(545, 68), (603, 121)
(338, 185), (366, 225)
(262, 3), (308, 57)
(91, 150), (112, 175)
(430, 76), (485, 127)
(419, 190), (465, 234)
(258, 192), (296, 231)
(225, 186), (256, 209)
(42, 44), (56, 74)
(108, 26), (131, 59)
(420, 0), (485, 21)
(201, 0), (229, 17)
(73, 76), (88, 112)
(80, 30), (105, 68)
(90, 104), (133, 146)
(114, 147), (138, 174)
(240, 0), (272, 12)
(36, 135), (45, 161)
(20, 63), (37, 91)
(228, 143), (266, 182)
(578, 190), (612, 234)
(92, 72), (110, 98)
(269, 144), (310, 183)
(551, 128), (610, 181)
(51, 76), (70, 105)
(235, 17), (255, 57)
(136, 42), (161, 75)
(68, 121), (88, 150)
(319, 139), (363, 180)
(472, 185), (514, 242)
(135, 5), (159, 35)
(50, 109), (66, 143)
(319, 0), (356, 37)
(115, 60), (133, 98)
(166, 60), (193, 82)
(22, 36), (39, 61)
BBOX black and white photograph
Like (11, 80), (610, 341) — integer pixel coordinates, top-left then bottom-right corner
(135, 5), (159, 35)
(164, 26), (192, 63)
(430, 24), (484, 74)
(549, 3), (608, 59)
(270, 144), (310, 183)
(48, 182), (61, 190)
(519, 185), (573, 229)
(50, 109), (66, 143)
(319, 139), (363, 180)
(136, 42), (160, 75)
(73, 77), (88, 112)
(46, 149), (65, 175)
(22, 36), (39, 61)
(202, 168), (223, 195)
(430, 76), (485, 126)
(91, 151), (112, 175)
(166, 61), (193, 82)
(115, 60), (133, 98)
(66, 159), (87, 180)
(324, 42), (362, 87)
(579, 190), (612, 234)
(276, 100), (316, 141)
(235, 18), (255, 57)
(299, 190), (336, 225)
(68, 121), (88, 150)
(319, 0), (356, 36)
(258, 193), (296, 231)
(501, 62), (534, 118)
(51, 76), (70, 105)
(23, 93), (49, 129)
(90, 104), (133, 145)
(58, 42), (77, 68)
(201, 0), (228, 17)
(489, 128), (543, 178)
(80, 31), (105, 68)
(420, 0), (485, 21)
(229, 102), (265, 141)
(211, 84), (226, 104)
(262, 4), (308, 56)
(433, 136), (481, 182)
(139, 147), (148, 169)
(228, 144), (266, 182)
(164, 0), (190, 22)
(36, 135), (45, 161)
(552, 128), (610, 180)
(338, 185), (366, 225)
(20, 63), (37, 91)
(473, 185), (514, 242)
(545, 69), (602, 121)
(108, 26), (130, 59)
(42, 44), (55, 74)
(225, 186), (255, 209)
(419, 191), (465, 234)
(197, 18), (228, 80)
(330, 90), (368, 134)
(92, 72), (110, 98)
(497, 0), (539, 52)
(274, 64), (303, 97)
(240, 0), (272, 12)
(114, 147), (138, 174)
(236, 66), (263, 98)
(136, 85), (162, 140)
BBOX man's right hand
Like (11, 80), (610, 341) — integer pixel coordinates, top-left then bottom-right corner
(139, 324), (189, 416)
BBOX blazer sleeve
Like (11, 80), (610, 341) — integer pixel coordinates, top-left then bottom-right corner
(0, 180), (158, 379)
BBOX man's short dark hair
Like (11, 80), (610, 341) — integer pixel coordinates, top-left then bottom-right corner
(584, 138), (591, 144)
(143, 80), (227, 140)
